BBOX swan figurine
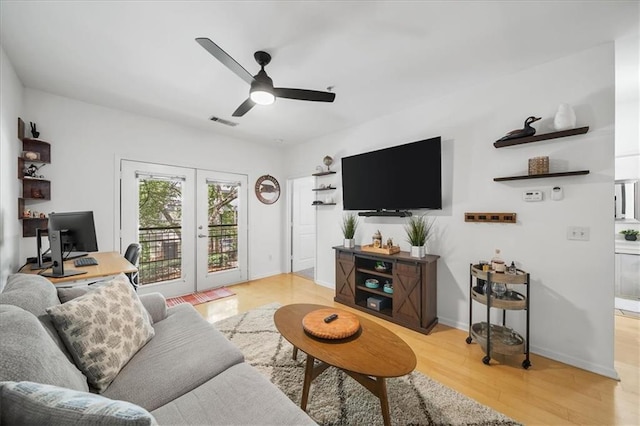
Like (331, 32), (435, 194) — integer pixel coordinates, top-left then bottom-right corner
(498, 116), (541, 141)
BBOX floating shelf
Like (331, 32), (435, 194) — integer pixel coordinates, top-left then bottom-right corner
(312, 171), (336, 176)
(494, 170), (590, 182)
(493, 126), (589, 148)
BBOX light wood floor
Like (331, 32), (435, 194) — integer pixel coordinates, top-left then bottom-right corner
(194, 274), (640, 425)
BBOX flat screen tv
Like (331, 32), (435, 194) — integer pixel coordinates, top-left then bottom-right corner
(341, 136), (442, 213)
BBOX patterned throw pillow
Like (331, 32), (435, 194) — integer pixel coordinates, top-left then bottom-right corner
(46, 275), (155, 393)
(0, 381), (157, 425)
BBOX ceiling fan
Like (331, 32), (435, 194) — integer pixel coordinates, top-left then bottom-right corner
(196, 38), (336, 117)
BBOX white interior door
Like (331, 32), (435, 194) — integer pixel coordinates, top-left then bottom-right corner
(196, 170), (248, 290)
(121, 160), (196, 297)
(291, 176), (316, 272)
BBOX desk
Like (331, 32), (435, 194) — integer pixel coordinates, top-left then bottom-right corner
(20, 251), (136, 287)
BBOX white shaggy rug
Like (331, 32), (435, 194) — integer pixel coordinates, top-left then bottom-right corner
(214, 303), (521, 426)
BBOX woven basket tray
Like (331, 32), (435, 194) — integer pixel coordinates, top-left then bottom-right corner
(302, 308), (360, 340)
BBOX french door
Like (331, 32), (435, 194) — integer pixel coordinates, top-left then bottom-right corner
(120, 160), (247, 297)
(196, 169), (247, 289)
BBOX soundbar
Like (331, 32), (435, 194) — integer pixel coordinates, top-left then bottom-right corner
(357, 210), (412, 217)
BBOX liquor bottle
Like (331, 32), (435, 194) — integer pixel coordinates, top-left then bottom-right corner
(491, 249), (506, 272)
(507, 261), (517, 274)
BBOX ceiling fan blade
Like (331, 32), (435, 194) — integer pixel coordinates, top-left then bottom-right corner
(274, 88), (336, 102)
(232, 98), (256, 117)
(196, 38), (254, 85)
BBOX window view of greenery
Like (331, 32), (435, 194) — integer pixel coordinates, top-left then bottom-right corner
(137, 179), (239, 285)
(207, 182), (239, 273)
(138, 179), (183, 285)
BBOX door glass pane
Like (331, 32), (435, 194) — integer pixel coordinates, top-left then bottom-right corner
(138, 177), (183, 285)
(207, 181), (238, 272)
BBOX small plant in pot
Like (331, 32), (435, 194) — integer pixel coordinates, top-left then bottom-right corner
(405, 214), (435, 258)
(620, 229), (639, 241)
(341, 213), (359, 248)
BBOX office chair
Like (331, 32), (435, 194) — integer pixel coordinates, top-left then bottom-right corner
(124, 243), (142, 291)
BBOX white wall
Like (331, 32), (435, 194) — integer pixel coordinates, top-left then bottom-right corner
(285, 44), (617, 377)
(0, 45), (24, 289)
(18, 88), (285, 281)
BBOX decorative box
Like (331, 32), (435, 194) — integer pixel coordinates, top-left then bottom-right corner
(367, 296), (391, 312)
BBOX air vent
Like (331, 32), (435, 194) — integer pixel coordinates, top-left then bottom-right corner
(209, 116), (239, 127)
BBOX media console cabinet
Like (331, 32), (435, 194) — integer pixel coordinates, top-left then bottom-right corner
(333, 246), (439, 334)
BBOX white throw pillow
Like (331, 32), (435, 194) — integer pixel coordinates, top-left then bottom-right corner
(46, 275), (154, 392)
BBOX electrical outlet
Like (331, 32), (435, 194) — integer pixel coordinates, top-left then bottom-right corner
(567, 226), (590, 241)
(523, 190), (543, 201)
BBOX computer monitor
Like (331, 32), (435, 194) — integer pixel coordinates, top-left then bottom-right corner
(48, 211), (99, 252)
(40, 229), (87, 279)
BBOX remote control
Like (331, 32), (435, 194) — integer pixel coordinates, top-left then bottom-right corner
(324, 314), (338, 323)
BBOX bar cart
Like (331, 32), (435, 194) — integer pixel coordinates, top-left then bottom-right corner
(466, 264), (531, 369)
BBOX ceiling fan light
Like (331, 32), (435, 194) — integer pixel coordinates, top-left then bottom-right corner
(250, 89), (275, 105)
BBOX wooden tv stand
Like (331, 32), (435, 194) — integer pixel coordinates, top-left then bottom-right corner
(333, 246), (439, 334)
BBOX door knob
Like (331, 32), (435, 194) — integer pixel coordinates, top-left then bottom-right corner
(198, 234), (208, 238)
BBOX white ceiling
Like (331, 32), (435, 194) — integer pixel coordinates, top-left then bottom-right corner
(1, 1), (638, 146)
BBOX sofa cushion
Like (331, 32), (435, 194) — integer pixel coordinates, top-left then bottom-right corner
(151, 362), (316, 425)
(103, 303), (244, 411)
(0, 381), (157, 426)
(0, 273), (70, 357)
(0, 305), (88, 392)
(46, 275), (154, 393)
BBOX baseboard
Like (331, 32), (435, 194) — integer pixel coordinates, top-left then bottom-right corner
(531, 345), (619, 380)
(436, 316), (620, 380)
(314, 279), (334, 289)
(248, 270), (283, 281)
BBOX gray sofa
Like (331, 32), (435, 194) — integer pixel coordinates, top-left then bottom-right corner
(0, 273), (315, 425)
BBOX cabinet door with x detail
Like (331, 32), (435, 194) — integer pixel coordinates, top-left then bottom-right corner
(393, 262), (422, 328)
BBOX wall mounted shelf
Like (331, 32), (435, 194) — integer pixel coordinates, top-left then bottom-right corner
(17, 118), (51, 237)
(494, 170), (590, 182)
(493, 126), (589, 148)
(312, 169), (337, 206)
(465, 212), (517, 223)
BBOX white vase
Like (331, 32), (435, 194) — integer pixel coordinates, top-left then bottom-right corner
(344, 238), (355, 248)
(410, 245), (426, 258)
(553, 103), (576, 131)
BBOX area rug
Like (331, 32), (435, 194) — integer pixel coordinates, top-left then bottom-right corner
(166, 287), (235, 307)
(214, 303), (521, 426)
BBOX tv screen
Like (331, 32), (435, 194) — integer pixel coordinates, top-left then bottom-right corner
(341, 137), (442, 211)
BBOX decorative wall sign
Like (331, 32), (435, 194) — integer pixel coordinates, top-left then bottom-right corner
(255, 175), (281, 204)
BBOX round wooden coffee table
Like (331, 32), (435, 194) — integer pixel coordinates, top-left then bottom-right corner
(274, 304), (416, 426)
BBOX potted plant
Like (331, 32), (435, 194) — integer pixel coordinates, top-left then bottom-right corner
(620, 229), (639, 241)
(341, 213), (358, 248)
(405, 214), (435, 258)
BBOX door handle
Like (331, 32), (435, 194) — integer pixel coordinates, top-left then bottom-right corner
(198, 234), (208, 238)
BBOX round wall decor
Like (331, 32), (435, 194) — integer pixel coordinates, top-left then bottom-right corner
(255, 175), (281, 204)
